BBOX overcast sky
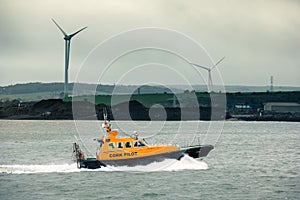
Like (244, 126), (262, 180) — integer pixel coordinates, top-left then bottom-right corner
(0, 0), (299, 87)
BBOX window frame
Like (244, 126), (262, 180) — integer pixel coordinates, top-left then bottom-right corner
(108, 142), (115, 149)
(117, 142), (124, 148)
(134, 141), (146, 148)
(125, 141), (132, 148)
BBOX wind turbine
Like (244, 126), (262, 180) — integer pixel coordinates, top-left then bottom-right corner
(52, 18), (87, 98)
(190, 57), (225, 92)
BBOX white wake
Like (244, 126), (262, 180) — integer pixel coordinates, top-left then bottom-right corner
(0, 155), (208, 174)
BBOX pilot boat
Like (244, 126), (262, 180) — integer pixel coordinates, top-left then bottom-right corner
(72, 114), (214, 169)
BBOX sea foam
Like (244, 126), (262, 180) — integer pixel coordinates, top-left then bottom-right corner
(0, 155), (208, 174)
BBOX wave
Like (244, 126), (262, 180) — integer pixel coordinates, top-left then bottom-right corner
(0, 155), (208, 174)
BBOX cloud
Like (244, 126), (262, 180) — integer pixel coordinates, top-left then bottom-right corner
(0, 0), (299, 86)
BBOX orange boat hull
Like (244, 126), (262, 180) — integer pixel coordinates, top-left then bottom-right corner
(76, 145), (213, 169)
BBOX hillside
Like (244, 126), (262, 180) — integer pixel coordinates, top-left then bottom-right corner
(1, 91), (300, 121)
(1, 82), (300, 102)
(0, 82), (177, 102)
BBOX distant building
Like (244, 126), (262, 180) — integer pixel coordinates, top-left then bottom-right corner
(234, 104), (251, 109)
(264, 102), (300, 113)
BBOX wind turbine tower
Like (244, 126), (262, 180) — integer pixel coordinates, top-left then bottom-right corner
(52, 19), (87, 98)
(190, 57), (225, 92)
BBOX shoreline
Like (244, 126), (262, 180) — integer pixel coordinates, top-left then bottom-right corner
(1, 91), (300, 122)
(1, 115), (300, 122)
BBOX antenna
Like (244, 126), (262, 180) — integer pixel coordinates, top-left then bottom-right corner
(52, 19), (87, 98)
(103, 107), (108, 122)
(270, 76), (274, 92)
(190, 57), (225, 92)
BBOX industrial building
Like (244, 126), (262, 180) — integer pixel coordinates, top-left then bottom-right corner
(264, 102), (300, 113)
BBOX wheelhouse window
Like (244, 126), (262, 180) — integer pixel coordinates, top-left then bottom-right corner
(134, 141), (146, 147)
(108, 142), (115, 149)
(125, 141), (132, 148)
(117, 142), (124, 148)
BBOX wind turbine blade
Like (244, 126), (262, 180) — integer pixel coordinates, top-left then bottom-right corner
(52, 18), (67, 36)
(70, 26), (88, 38)
(211, 56), (225, 70)
(190, 62), (210, 71)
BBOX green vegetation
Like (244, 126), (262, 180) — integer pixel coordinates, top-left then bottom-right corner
(0, 91), (62, 102)
(1, 83), (300, 107)
(65, 92), (212, 107)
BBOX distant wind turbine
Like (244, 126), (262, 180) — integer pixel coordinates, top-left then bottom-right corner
(190, 57), (225, 92)
(52, 18), (87, 98)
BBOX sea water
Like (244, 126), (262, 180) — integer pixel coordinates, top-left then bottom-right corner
(0, 120), (299, 199)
